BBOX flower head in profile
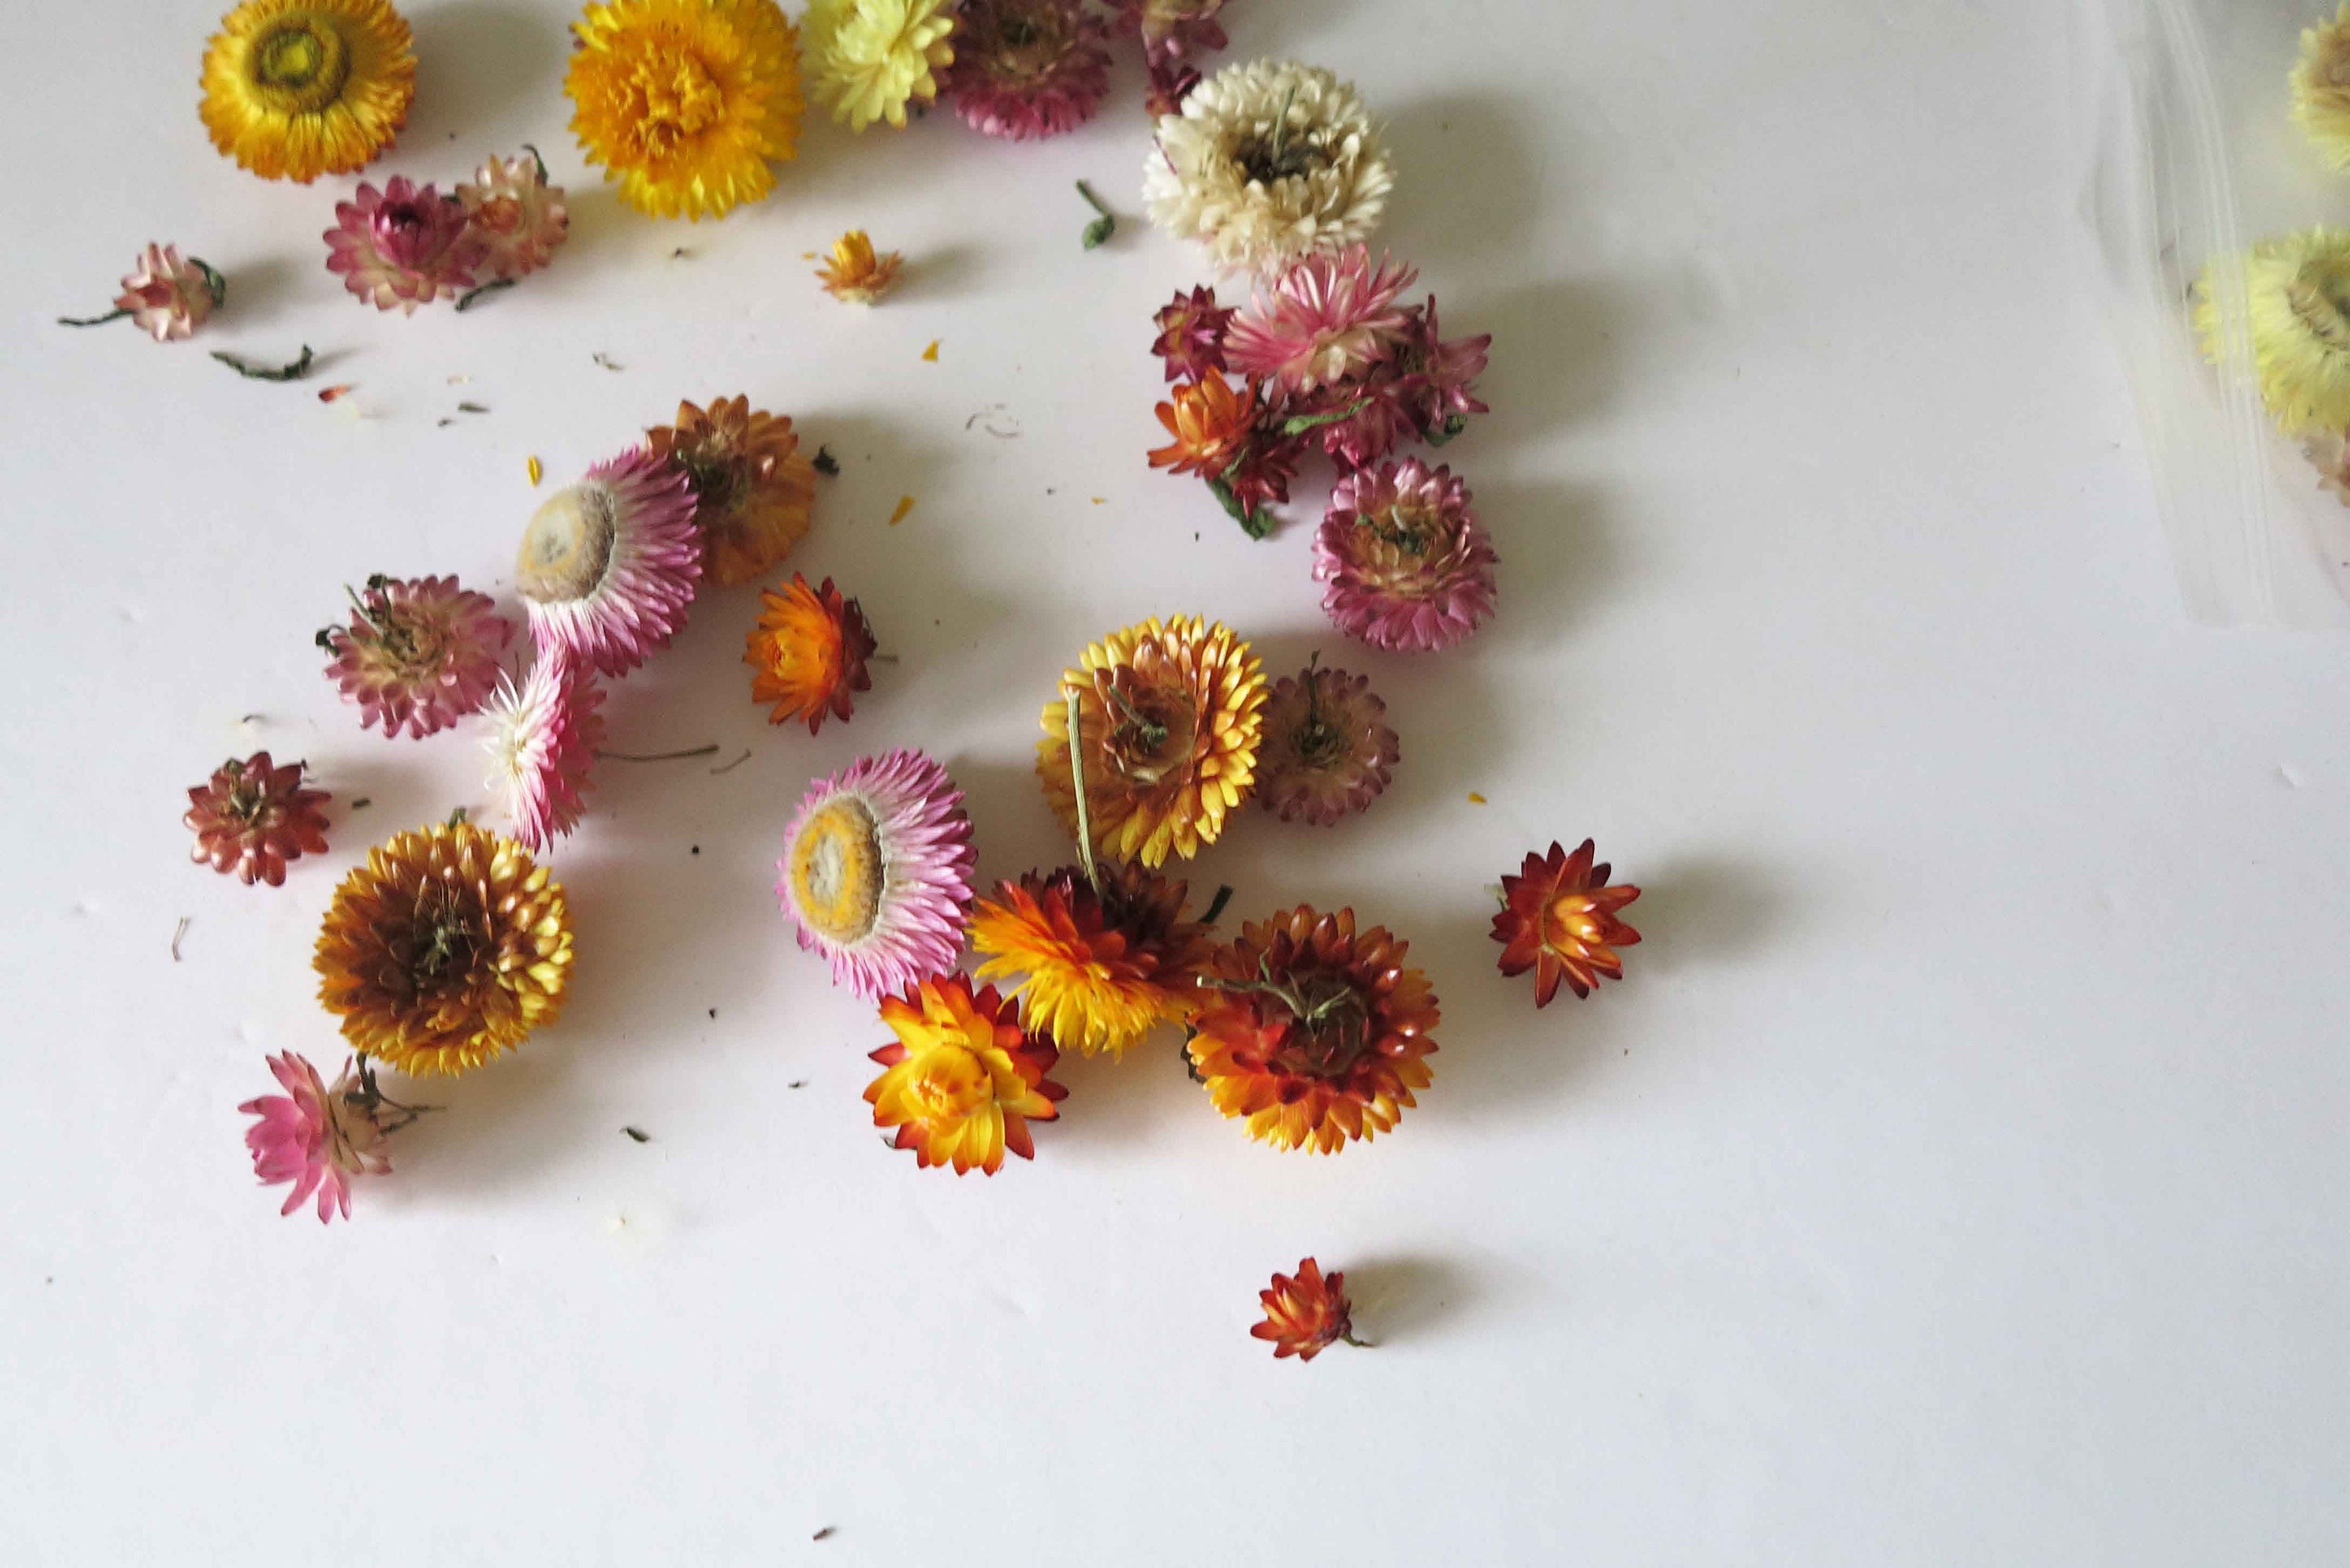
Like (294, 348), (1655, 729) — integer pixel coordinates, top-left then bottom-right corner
(2295, 6), (2350, 169)
(240, 1052), (405, 1223)
(1225, 247), (1416, 396)
(1150, 368), (1256, 478)
(200, 0), (415, 182)
(866, 976), (1065, 1175)
(2193, 228), (2350, 436)
(944, 0), (1111, 140)
(1144, 59), (1394, 273)
(1187, 905), (1438, 1154)
(971, 861), (1212, 1058)
(314, 818), (573, 1076)
(1152, 284), (1235, 383)
(516, 448), (703, 677)
(645, 395), (818, 585)
(1315, 459), (1499, 652)
(1253, 1257), (1364, 1360)
(457, 150), (569, 280)
(815, 229), (905, 304)
(322, 573), (514, 740)
(186, 752), (331, 887)
(480, 649), (605, 852)
(110, 245), (225, 341)
(324, 176), (484, 313)
(1255, 661), (1397, 826)
(778, 749), (975, 1000)
(1492, 839), (1642, 1006)
(803, 0), (957, 132)
(1115, 0), (1233, 65)
(1037, 615), (1267, 868)
(566, 0), (804, 219)
(1396, 294), (1491, 440)
(745, 573), (877, 733)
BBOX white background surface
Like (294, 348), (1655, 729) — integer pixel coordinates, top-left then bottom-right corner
(4, 1), (2348, 1563)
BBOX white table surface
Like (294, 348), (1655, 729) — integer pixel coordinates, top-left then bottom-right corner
(5, 1), (2348, 1563)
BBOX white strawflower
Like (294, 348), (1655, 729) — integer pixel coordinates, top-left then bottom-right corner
(1143, 59), (1394, 274)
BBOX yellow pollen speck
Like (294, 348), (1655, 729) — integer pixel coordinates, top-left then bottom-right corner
(1468, 792), (1488, 804)
(921, 340), (940, 362)
(801, 251), (817, 259)
(526, 455), (543, 486)
(888, 495), (916, 526)
(1091, 497), (1105, 505)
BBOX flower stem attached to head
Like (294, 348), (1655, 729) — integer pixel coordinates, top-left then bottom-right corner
(1065, 688), (1101, 894)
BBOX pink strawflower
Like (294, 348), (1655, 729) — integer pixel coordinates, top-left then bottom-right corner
(778, 749), (976, 1001)
(1225, 247), (1418, 396)
(517, 448), (702, 677)
(1144, 56), (1202, 117)
(1315, 458), (1499, 652)
(1256, 662), (1399, 825)
(481, 648), (605, 852)
(184, 752), (331, 887)
(457, 151), (569, 281)
(114, 244), (223, 341)
(323, 574), (515, 740)
(324, 176), (485, 313)
(1400, 295), (1491, 442)
(946, 0), (1112, 141)
(1298, 365), (1421, 470)
(1114, 0), (1233, 65)
(1152, 284), (1235, 383)
(239, 1053), (395, 1224)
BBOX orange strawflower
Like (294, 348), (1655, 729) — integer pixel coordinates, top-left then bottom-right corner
(816, 229), (903, 303)
(970, 861), (1212, 1058)
(645, 395), (818, 587)
(1253, 1257), (1362, 1361)
(1148, 367), (1253, 477)
(1491, 838), (1641, 1006)
(866, 976), (1065, 1175)
(744, 573), (876, 732)
(1187, 905), (1437, 1154)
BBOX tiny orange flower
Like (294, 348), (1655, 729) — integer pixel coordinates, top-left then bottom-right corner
(866, 975), (1066, 1175)
(1148, 367), (1254, 478)
(744, 573), (877, 733)
(1491, 838), (1642, 1006)
(1253, 1257), (1361, 1361)
(816, 229), (903, 303)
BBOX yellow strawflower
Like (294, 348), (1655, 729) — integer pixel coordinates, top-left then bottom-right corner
(2195, 228), (2350, 436)
(198, 0), (414, 182)
(802, 0), (956, 132)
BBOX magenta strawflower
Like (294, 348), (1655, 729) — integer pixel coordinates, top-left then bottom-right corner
(114, 244), (224, 341)
(1225, 247), (1417, 397)
(240, 1053), (407, 1224)
(457, 150), (569, 280)
(324, 176), (485, 313)
(481, 648), (604, 852)
(778, 749), (976, 1001)
(517, 448), (702, 677)
(1315, 458), (1499, 652)
(1114, 0), (1233, 65)
(1400, 295), (1491, 442)
(323, 574), (514, 740)
(1299, 366), (1421, 470)
(1152, 284), (1235, 383)
(184, 752), (331, 887)
(946, 0), (1112, 140)
(1143, 56), (1201, 117)
(1256, 663), (1399, 825)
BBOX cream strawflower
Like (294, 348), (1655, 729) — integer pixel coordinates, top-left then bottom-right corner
(1143, 59), (1394, 273)
(803, 0), (956, 131)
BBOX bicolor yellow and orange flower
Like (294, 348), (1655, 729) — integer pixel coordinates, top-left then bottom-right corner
(745, 573), (876, 733)
(199, 0), (415, 182)
(815, 230), (904, 304)
(971, 861), (1212, 1058)
(647, 394), (818, 585)
(866, 976), (1065, 1175)
(1148, 368), (1255, 478)
(1253, 1257), (1361, 1361)
(1491, 838), (1641, 1007)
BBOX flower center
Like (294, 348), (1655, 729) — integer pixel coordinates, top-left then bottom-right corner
(676, 447), (743, 512)
(626, 47), (726, 161)
(516, 483), (621, 605)
(371, 197), (455, 269)
(979, 5), (1068, 81)
(400, 885), (482, 992)
(790, 796), (886, 945)
(474, 195), (525, 237)
(1543, 893), (1607, 953)
(250, 16), (351, 115)
(2288, 261), (2350, 352)
(906, 1045), (992, 1120)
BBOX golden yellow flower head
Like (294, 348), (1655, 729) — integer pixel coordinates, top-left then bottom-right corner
(198, 0), (415, 182)
(566, 0), (804, 220)
(2295, 5), (2350, 169)
(313, 819), (574, 1077)
(2195, 227), (2350, 436)
(1036, 614), (1267, 868)
(802, 0), (956, 132)
(815, 230), (904, 305)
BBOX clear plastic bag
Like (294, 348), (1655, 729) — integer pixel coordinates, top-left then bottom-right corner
(2077, 0), (2350, 627)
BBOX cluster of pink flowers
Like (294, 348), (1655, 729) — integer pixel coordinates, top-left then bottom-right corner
(940, 0), (1237, 142)
(324, 152), (569, 314)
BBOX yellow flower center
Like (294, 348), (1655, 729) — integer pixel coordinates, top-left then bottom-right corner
(474, 194), (524, 236)
(1543, 893), (1607, 953)
(624, 44), (727, 162)
(516, 483), (620, 605)
(905, 1045), (992, 1120)
(790, 796), (885, 945)
(249, 15), (351, 115)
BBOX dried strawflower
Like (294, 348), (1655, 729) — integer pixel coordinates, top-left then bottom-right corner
(185, 752), (331, 887)
(1253, 1257), (1363, 1360)
(321, 573), (514, 740)
(105, 245), (226, 341)
(971, 862), (1211, 1058)
(746, 573), (876, 733)
(1225, 246), (1416, 396)
(778, 749), (975, 1000)
(645, 395), (819, 585)
(944, 0), (1111, 141)
(1144, 59), (1394, 273)
(1217, 417), (1307, 534)
(2305, 425), (2350, 504)
(1149, 368), (1255, 479)
(314, 818), (573, 1075)
(866, 976), (1065, 1175)
(1294, 369), (1419, 471)
(457, 150), (569, 280)
(1315, 458), (1498, 652)
(1492, 839), (1641, 1006)
(803, 0), (957, 132)
(200, 0), (415, 182)
(517, 448), (703, 677)
(566, 0), (804, 220)
(1037, 615), (1267, 867)
(324, 176), (484, 313)
(1396, 294), (1490, 442)
(815, 230), (905, 304)
(2295, 6), (2350, 169)
(240, 1053), (412, 1223)
(1143, 56), (1201, 118)
(1255, 662), (1397, 825)
(2193, 228), (2350, 436)
(480, 649), (605, 852)
(1152, 284), (1235, 382)
(1115, 0), (1232, 65)
(1188, 905), (1438, 1153)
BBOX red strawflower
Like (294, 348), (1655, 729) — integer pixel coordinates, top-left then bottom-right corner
(183, 752), (331, 887)
(1253, 1257), (1361, 1361)
(1152, 284), (1235, 383)
(1492, 839), (1643, 1006)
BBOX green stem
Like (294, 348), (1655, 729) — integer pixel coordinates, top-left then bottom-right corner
(522, 143), (548, 184)
(1202, 884), (1235, 925)
(193, 258), (228, 309)
(212, 345), (314, 381)
(1281, 396), (1374, 437)
(597, 744), (720, 763)
(456, 277), (515, 313)
(56, 307), (129, 328)
(1076, 181), (1115, 250)
(1065, 689), (1100, 894)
